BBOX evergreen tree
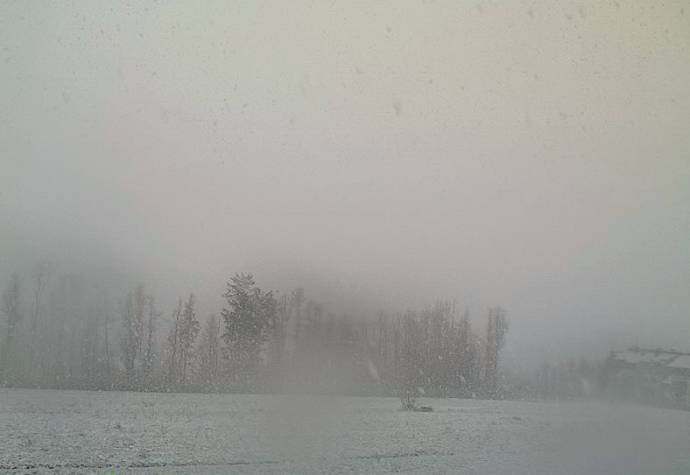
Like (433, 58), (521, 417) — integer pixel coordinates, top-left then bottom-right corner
(221, 273), (277, 389)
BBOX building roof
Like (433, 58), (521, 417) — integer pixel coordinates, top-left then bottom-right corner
(667, 355), (690, 369)
(613, 349), (678, 365)
(612, 348), (690, 369)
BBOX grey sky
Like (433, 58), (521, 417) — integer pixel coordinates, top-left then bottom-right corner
(2, 1), (689, 367)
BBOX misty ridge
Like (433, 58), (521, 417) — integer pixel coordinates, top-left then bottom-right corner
(0, 263), (522, 404)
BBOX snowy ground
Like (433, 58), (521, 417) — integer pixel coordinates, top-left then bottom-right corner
(1, 389), (689, 474)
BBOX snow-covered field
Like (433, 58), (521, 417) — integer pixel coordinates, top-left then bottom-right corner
(1, 389), (689, 474)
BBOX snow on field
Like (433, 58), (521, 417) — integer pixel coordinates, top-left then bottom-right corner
(1, 389), (689, 474)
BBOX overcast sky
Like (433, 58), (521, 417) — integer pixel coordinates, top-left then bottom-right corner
(2, 1), (689, 368)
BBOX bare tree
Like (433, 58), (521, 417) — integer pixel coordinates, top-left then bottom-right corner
(167, 299), (183, 386)
(198, 314), (221, 388)
(28, 261), (50, 383)
(396, 313), (423, 410)
(102, 291), (112, 382)
(167, 295), (199, 386)
(178, 294), (200, 385)
(142, 294), (159, 381)
(484, 307), (508, 398)
(120, 291), (139, 386)
(1, 273), (22, 384)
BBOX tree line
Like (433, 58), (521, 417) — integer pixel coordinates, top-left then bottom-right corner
(0, 266), (509, 401)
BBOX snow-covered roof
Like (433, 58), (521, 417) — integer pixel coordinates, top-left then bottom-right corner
(612, 348), (690, 371)
(668, 355), (690, 369)
(613, 349), (679, 366)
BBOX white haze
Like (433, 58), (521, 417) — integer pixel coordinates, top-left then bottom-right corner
(1, 1), (689, 369)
